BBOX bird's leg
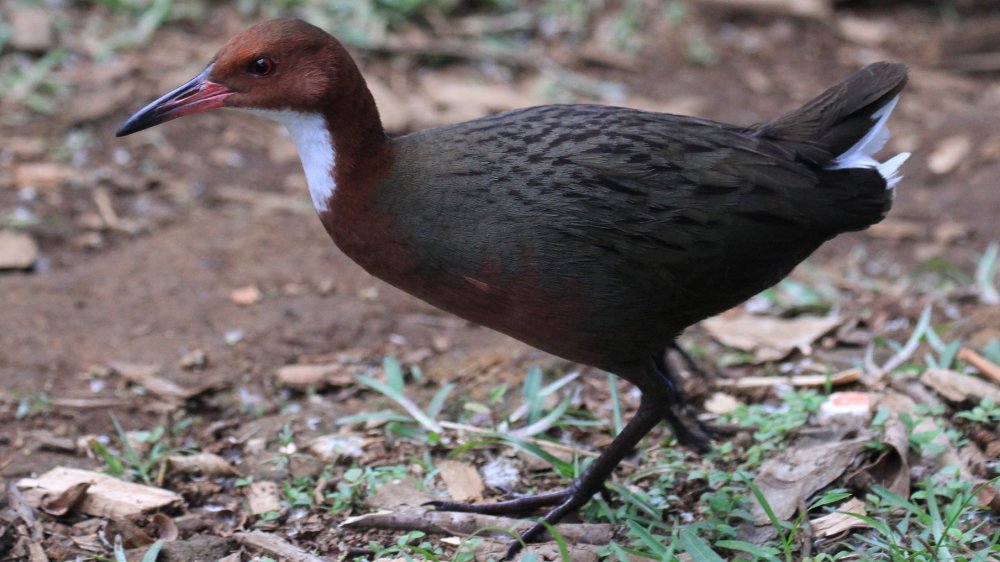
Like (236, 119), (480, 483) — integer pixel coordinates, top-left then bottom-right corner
(669, 341), (705, 377)
(654, 353), (715, 454)
(427, 392), (664, 557)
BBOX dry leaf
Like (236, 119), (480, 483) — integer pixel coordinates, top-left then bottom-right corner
(109, 361), (193, 399)
(166, 452), (239, 477)
(438, 460), (485, 503)
(703, 314), (841, 362)
(277, 363), (355, 390)
(245, 481), (282, 515)
(40, 481), (90, 517)
(921, 368), (1000, 403)
(863, 393), (914, 497)
(17, 467), (182, 518)
(307, 434), (365, 461)
(751, 438), (867, 524)
(367, 479), (437, 510)
(811, 497), (868, 538)
(148, 513), (179, 541)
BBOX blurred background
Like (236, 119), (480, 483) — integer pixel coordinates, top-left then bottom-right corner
(2, 0), (1000, 559)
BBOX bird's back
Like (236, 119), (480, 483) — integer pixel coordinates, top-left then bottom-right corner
(352, 65), (907, 369)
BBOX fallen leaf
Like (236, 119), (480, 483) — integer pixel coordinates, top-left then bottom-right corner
(367, 479), (437, 510)
(148, 513), (179, 542)
(276, 363), (355, 391)
(17, 467), (182, 518)
(245, 481), (282, 515)
(751, 438), (868, 524)
(703, 314), (842, 362)
(307, 434), (366, 462)
(438, 460), (485, 503)
(109, 361), (193, 399)
(40, 481), (90, 517)
(811, 497), (868, 537)
(921, 368), (1000, 403)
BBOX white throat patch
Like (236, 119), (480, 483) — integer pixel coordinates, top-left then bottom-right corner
(248, 109), (336, 213)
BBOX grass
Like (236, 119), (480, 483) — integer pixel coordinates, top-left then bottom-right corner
(74, 252), (1000, 561)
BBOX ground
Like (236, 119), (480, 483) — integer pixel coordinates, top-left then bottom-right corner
(1, 1), (1000, 561)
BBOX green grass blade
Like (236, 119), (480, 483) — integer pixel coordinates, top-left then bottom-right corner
(624, 520), (670, 557)
(426, 383), (455, 419)
(383, 356), (406, 394)
(357, 374), (442, 433)
(608, 373), (623, 435)
(141, 539), (165, 562)
(715, 540), (781, 562)
(678, 528), (725, 562)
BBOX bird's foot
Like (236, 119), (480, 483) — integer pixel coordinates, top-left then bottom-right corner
(664, 403), (716, 454)
(426, 480), (610, 559)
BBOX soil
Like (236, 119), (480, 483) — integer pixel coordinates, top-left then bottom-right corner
(1, 2), (999, 559)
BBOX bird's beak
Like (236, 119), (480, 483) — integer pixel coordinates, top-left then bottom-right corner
(116, 65), (232, 137)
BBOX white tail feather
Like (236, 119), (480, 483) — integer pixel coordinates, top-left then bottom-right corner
(826, 94), (909, 188)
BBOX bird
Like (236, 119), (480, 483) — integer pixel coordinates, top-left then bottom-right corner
(117, 18), (909, 557)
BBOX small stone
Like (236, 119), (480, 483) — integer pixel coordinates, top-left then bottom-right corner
(818, 391), (871, 424)
(928, 135), (972, 175)
(0, 230), (39, 270)
(704, 392), (740, 414)
(229, 285), (262, 306)
(14, 163), (75, 190)
(9, 7), (54, 53)
(179, 349), (209, 370)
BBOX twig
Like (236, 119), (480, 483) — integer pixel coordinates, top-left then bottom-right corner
(957, 347), (1000, 385)
(234, 531), (330, 562)
(714, 368), (860, 389)
(691, 0), (831, 19)
(341, 506), (615, 544)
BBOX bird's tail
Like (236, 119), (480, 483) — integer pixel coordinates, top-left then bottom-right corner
(754, 62), (910, 188)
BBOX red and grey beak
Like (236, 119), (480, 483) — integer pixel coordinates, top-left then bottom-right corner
(116, 65), (232, 137)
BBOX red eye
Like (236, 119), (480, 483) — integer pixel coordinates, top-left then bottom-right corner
(247, 57), (274, 76)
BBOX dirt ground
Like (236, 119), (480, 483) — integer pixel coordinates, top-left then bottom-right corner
(2, 1), (1000, 560)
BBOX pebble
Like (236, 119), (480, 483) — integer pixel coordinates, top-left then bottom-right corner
(9, 6), (54, 53)
(928, 135), (973, 176)
(0, 230), (39, 270)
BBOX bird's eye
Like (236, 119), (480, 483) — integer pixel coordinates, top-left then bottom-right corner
(246, 57), (275, 76)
